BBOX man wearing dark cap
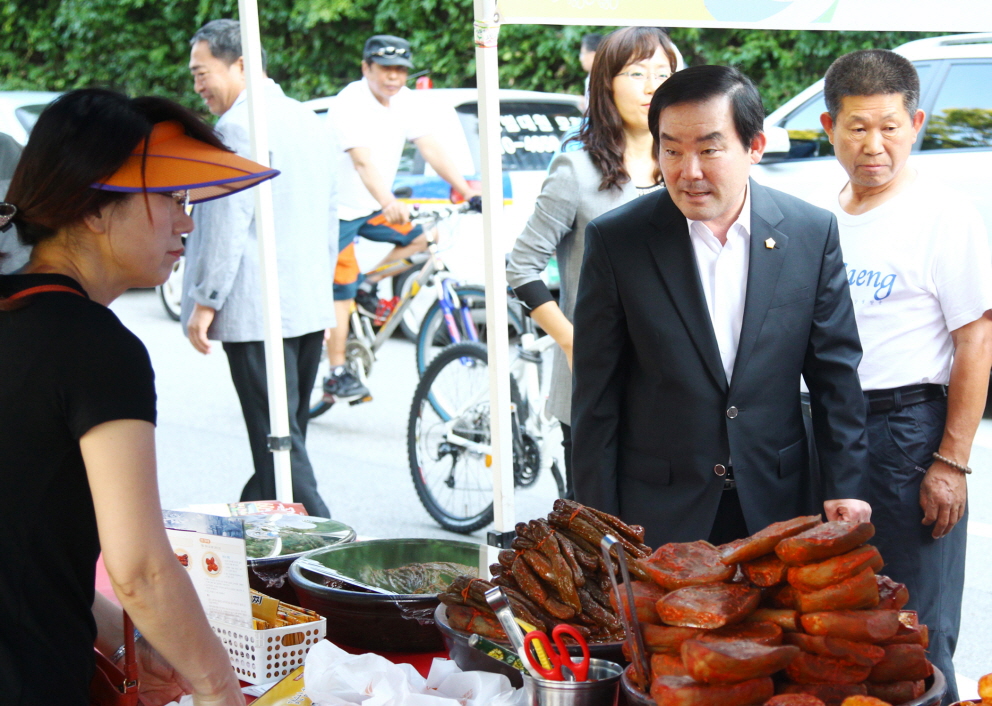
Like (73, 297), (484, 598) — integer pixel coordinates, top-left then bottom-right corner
(323, 34), (478, 401)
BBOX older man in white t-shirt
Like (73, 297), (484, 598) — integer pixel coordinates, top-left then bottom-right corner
(322, 35), (478, 401)
(821, 49), (992, 704)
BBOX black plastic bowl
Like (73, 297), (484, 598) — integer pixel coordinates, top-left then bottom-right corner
(288, 538), (483, 652)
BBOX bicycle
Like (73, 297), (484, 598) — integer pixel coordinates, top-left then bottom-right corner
(309, 198), (521, 418)
(407, 313), (566, 533)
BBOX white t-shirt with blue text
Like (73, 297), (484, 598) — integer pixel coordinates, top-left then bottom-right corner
(833, 173), (992, 391)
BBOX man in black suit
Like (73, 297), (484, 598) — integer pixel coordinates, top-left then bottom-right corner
(571, 65), (871, 548)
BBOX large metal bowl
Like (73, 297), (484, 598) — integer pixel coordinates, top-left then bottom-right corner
(620, 664), (947, 706)
(434, 602), (627, 689)
(288, 537), (484, 652)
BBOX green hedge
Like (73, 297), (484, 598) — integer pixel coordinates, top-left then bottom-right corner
(0, 1), (941, 115)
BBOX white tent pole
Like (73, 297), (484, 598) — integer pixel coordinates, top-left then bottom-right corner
(473, 0), (515, 546)
(238, 0), (294, 503)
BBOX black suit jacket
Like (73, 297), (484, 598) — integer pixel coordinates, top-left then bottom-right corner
(571, 179), (869, 548)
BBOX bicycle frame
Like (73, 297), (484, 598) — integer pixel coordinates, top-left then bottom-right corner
(351, 206), (480, 357)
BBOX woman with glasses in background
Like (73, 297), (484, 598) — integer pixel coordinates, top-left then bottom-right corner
(507, 26), (679, 497)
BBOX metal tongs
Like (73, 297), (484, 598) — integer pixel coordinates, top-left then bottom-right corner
(600, 534), (651, 690)
(484, 586), (545, 679)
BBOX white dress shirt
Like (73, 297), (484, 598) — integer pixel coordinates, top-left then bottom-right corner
(687, 185), (752, 384)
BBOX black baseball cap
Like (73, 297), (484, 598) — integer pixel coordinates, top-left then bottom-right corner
(363, 35), (414, 69)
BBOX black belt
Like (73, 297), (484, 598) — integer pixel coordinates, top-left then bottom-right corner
(720, 464), (736, 491)
(865, 383), (946, 415)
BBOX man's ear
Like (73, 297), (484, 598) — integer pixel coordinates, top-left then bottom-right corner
(820, 111), (836, 145)
(749, 131), (767, 165)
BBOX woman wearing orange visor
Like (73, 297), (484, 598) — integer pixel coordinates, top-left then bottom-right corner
(0, 88), (278, 705)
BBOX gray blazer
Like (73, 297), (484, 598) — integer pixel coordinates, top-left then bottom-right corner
(181, 79), (337, 342)
(506, 149), (638, 424)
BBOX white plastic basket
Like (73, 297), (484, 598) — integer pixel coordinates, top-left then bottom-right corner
(210, 617), (327, 685)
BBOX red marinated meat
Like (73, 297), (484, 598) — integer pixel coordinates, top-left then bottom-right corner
(742, 553), (788, 587)
(697, 620), (783, 646)
(681, 638), (799, 684)
(652, 652), (689, 679)
(794, 567), (880, 613)
(650, 675), (774, 706)
(878, 622), (929, 648)
(718, 516), (823, 565)
(643, 624), (704, 655)
(776, 683), (867, 706)
(868, 644), (933, 682)
(785, 652), (872, 685)
(800, 611), (901, 642)
(639, 541), (736, 590)
(786, 545), (883, 592)
(609, 580), (667, 625)
(875, 575), (909, 611)
(744, 609), (799, 632)
(764, 696), (826, 706)
(866, 680), (925, 703)
(657, 583), (761, 629)
(783, 633), (885, 668)
(764, 584), (800, 611)
(775, 522), (875, 566)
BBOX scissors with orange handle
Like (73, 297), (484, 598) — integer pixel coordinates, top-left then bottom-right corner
(523, 624), (591, 682)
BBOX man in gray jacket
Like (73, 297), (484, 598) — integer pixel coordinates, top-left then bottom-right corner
(182, 19), (336, 515)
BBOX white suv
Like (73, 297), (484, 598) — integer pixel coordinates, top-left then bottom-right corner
(753, 32), (992, 235)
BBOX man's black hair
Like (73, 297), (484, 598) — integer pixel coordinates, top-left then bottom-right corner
(649, 64), (764, 150)
(581, 33), (603, 53)
(823, 49), (919, 119)
(190, 18), (267, 71)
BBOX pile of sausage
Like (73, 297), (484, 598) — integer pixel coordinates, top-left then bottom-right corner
(628, 515), (933, 706)
(439, 499), (651, 643)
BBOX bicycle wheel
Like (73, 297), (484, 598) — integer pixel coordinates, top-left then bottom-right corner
(391, 264), (431, 341)
(415, 285), (524, 377)
(158, 254), (184, 321)
(408, 341), (494, 533)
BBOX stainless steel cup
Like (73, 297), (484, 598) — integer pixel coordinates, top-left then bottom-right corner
(522, 658), (622, 706)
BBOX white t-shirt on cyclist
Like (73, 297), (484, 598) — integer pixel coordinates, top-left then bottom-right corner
(832, 172), (992, 392)
(329, 79), (432, 221)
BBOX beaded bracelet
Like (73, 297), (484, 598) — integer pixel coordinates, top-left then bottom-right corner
(932, 452), (973, 475)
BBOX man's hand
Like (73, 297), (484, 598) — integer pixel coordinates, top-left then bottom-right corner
(132, 637), (192, 706)
(921, 459), (968, 539)
(823, 498), (872, 522)
(187, 303), (216, 355)
(381, 199), (411, 225)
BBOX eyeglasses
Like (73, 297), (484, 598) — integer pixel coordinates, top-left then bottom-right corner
(367, 46), (410, 58)
(170, 190), (190, 210)
(616, 70), (671, 83)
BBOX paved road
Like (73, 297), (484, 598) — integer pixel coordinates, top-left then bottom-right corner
(112, 288), (991, 696)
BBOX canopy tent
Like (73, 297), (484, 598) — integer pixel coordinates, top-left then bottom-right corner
(470, 0), (992, 548)
(234, 0), (992, 530)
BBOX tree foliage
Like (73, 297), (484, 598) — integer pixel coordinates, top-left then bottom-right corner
(0, 1), (942, 116)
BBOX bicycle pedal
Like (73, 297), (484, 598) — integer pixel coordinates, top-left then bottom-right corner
(348, 394), (373, 406)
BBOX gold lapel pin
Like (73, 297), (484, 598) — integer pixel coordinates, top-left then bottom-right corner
(765, 237), (776, 249)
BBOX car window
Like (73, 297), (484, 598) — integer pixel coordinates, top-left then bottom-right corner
(456, 101), (582, 172)
(777, 63), (933, 161)
(397, 140), (423, 176)
(922, 62), (992, 150)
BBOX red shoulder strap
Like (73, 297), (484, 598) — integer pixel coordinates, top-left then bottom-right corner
(4, 284), (85, 301)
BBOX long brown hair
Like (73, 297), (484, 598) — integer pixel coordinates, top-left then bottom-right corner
(570, 27), (678, 191)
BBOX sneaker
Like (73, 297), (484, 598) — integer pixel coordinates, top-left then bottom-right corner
(356, 288), (398, 326)
(323, 366), (370, 400)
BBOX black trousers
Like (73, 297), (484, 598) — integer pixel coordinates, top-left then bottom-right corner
(865, 397), (963, 705)
(223, 331), (329, 517)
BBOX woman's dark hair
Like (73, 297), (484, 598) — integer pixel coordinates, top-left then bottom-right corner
(5, 88), (226, 250)
(648, 65), (764, 151)
(570, 27), (678, 191)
